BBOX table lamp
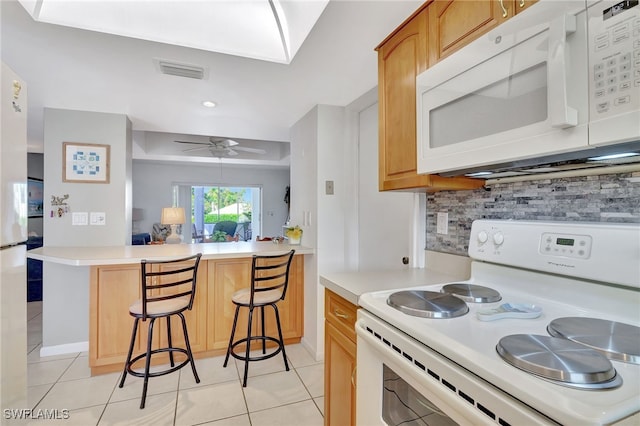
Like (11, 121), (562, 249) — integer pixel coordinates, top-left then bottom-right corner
(161, 207), (185, 244)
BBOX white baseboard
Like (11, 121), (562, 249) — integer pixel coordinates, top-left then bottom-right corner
(40, 341), (89, 357)
(300, 337), (324, 362)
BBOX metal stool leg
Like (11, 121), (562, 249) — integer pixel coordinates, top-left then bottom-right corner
(242, 307), (254, 387)
(119, 317), (139, 388)
(140, 318), (156, 409)
(223, 305), (241, 367)
(179, 312), (200, 383)
(167, 316), (175, 367)
(272, 304), (289, 371)
(261, 306), (266, 354)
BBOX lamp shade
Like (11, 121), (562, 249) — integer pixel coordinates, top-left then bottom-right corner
(161, 207), (185, 225)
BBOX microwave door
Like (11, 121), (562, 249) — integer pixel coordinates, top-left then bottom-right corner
(417, 10), (589, 175)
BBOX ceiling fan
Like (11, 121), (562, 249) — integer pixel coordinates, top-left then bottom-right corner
(174, 137), (267, 157)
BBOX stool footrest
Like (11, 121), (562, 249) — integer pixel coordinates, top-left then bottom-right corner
(126, 348), (191, 378)
(228, 336), (284, 362)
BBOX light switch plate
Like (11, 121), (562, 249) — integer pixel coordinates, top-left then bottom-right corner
(436, 212), (448, 235)
(325, 180), (334, 195)
(72, 212), (88, 226)
(90, 212), (106, 225)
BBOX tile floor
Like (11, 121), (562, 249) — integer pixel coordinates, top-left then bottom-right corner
(26, 302), (324, 426)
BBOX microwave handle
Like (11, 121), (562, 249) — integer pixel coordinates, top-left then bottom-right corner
(548, 14), (578, 129)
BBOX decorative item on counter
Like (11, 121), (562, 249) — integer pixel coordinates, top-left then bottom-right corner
(161, 207), (185, 244)
(50, 194), (70, 218)
(284, 225), (303, 245)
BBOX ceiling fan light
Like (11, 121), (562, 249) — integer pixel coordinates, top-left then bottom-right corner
(202, 101), (217, 108)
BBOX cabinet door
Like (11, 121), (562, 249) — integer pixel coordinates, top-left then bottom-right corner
(428, 0), (538, 64)
(207, 256), (304, 351)
(261, 255), (304, 342)
(156, 260), (208, 353)
(377, 7), (485, 192)
(90, 265), (148, 369)
(428, 0), (509, 64)
(324, 321), (356, 426)
(207, 258), (252, 351)
(377, 8), (428, 188)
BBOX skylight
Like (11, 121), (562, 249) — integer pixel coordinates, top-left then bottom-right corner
(17, 0), (329, 64)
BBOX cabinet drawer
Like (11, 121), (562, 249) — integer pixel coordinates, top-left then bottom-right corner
(325, 290), (357, 342)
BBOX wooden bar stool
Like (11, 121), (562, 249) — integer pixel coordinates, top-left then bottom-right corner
(223, 250), (295, 387)
(119, 253), (202, 408)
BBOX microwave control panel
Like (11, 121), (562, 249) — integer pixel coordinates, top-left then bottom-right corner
(588, 0), (640, 119)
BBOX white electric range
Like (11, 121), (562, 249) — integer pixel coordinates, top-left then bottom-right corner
(356, 220), (640, 426)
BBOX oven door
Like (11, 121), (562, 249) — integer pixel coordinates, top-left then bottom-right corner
(355, 310), (557, 426)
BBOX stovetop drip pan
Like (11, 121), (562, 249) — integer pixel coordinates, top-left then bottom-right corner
(547, 317), (640, 364)
(386, 290), (469, 319)
(440, 283), (501, 303)
(497, 334), (622, 390)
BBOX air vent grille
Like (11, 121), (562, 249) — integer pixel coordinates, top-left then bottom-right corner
(155, 59), (206, 80)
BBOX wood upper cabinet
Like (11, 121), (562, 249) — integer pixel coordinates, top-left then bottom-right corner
(429, 0), (538, 63)
(324, 289), (357, 426)
(377, 5), (485, 192)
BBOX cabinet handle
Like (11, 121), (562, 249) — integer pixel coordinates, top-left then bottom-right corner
(351, 366), (357, 388)
(499, 0), (508, 17)
(334, 309), (349, 319)
(519, 0), (525, 8)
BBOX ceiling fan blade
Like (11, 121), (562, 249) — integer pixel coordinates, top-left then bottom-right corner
(226, 148), (239, 156)
(233, 146), (266, 155)
(182, 145), (211, 153)
(174, 140), (210, 145)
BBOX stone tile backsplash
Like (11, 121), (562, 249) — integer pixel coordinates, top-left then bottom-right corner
(426, 172), (640, 256)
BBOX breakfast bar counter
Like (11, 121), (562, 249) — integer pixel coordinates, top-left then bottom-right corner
(27, 240), (314, 265)
(28, 242), (314, 375)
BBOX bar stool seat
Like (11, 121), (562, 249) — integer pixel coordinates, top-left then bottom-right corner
(223, 250), (295, 387)
(119, 253), (202, 409)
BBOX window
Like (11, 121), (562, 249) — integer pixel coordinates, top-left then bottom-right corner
(191, 185), (261, 242)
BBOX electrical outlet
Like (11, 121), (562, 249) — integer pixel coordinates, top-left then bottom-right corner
(436, 212), (448, 235)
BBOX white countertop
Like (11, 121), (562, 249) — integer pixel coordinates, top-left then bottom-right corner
(27, 241), (314, 266)
(320, 268), (463, 306)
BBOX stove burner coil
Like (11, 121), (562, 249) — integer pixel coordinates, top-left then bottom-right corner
(497, 334), (622, 390)
(547, 317), (640, 364)
(440, 283), (501, 303)
(387, 290), (469, 319)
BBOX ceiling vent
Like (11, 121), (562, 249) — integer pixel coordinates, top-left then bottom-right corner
(154, 59), (207, 80)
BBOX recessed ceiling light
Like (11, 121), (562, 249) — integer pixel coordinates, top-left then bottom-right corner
(202, 101), (217, 108)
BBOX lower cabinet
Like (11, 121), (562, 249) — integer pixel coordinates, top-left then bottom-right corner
(89, 255), (304, 375)
(324, 289), (357, 426)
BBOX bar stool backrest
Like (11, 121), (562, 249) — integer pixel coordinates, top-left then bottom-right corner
(140, 253), (202, 319)
(250, 250), (295, 306)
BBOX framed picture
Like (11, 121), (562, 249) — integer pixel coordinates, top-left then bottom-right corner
(63, 142), (110, 183)
(27, 177), (44, 218)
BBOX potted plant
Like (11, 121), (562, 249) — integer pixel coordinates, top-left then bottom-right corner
(285, 225), (303, 245)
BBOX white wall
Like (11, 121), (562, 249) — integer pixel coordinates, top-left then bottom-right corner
(43, 108), (132, 246)
(355, 98), (415, 270)
(42, 107), (131, 353)
(132, 161), (290, 239)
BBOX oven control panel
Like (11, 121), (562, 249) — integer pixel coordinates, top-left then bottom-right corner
(539, 233), (593, 259)
(468, 220), (640, 288)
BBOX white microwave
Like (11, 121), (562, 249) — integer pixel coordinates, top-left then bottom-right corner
(417, 0), (640, 176)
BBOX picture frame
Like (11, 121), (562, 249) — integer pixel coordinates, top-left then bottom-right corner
(27, 177), (44, 218)
(62, 142), (110, 183)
